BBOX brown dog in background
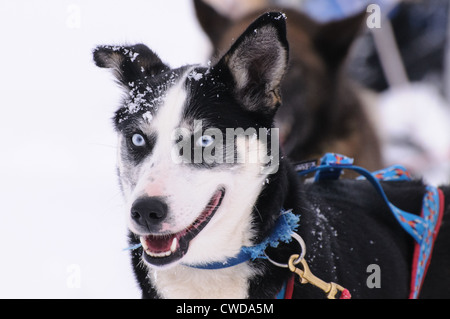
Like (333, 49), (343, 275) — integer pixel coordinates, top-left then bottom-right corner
(194, 0), (382, 171)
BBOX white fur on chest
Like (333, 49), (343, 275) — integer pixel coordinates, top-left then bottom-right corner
(148, 263), (257, 299)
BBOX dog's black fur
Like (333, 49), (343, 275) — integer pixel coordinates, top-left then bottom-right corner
(95, 12), (450, 299)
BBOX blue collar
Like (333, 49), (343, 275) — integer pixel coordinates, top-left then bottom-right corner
(185, 211), (300, 269)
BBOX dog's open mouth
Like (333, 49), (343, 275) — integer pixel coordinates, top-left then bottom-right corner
(139, 187), (225, 267)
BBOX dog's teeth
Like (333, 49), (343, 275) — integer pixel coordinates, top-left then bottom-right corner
(170, 237), (178, 253)
(140, 236), (176, 258)
(147, 250), (172, 258)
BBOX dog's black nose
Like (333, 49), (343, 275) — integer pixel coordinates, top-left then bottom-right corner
(130, 197), (168, 232)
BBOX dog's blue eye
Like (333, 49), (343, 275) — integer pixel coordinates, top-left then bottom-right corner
(131, 133), (146, 147)
(196, 135), (214, 148)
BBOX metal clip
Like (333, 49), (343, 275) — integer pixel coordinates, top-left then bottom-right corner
(288, 254), (351, 299)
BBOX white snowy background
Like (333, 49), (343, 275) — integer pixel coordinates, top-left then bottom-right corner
(1, 0), (449, 299)
(0, 0), (210, 298)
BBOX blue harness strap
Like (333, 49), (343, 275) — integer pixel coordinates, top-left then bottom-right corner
(408, 185), (444, 298)
(298, 153), (445, 299)
(275, 280), (287, 299)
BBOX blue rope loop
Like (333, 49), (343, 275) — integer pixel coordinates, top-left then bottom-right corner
(297, 153), (427, 243)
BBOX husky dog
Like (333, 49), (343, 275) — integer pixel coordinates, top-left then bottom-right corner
(194, 0), (382, 171)
(94, 13), (450, 298)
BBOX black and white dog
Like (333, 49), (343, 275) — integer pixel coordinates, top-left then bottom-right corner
(94, 12), (450, 298)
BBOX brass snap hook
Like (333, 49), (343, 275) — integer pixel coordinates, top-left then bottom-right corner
(288, 254), (351, 299)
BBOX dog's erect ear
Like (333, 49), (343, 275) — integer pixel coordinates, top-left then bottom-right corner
(217, 12), (288, 115)
(194, 0), (231, 48)
(93, 44), (169, 88)
(314, 11), (366, 69)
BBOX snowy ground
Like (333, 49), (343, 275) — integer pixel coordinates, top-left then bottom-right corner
(0, 0), (210, 298)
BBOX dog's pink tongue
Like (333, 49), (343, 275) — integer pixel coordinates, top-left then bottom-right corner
(145, 234), (176, 253)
